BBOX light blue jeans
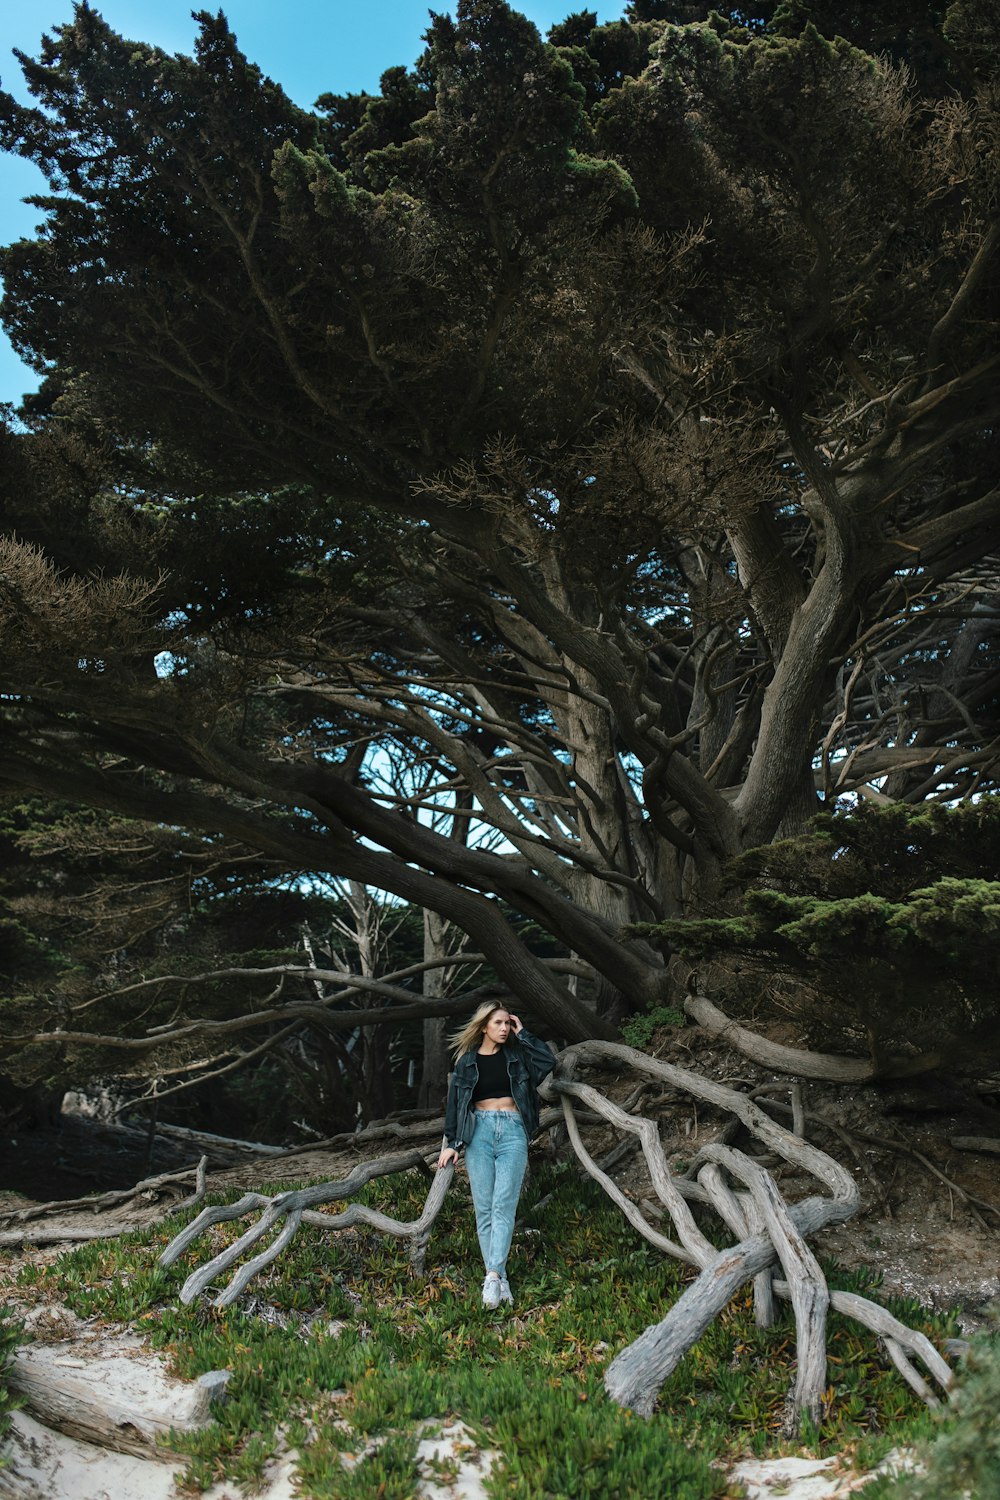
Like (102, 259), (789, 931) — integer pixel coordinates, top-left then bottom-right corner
(464, 1108), (528, 1279)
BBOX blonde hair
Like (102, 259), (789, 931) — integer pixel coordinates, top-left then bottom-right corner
(448, 1001), (510, 1060)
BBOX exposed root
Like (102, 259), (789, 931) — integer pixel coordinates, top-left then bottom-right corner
(684, 993), (947, 1083)
(546, 1041), (955, 1424)
(753, 1092), (1000, 1226)
(751, 1087), (894, 1220)
(159, 1149), (451, 1306)
(0, 1158), (209, 1246)
(141, 1036), (959, 1430)
(684, 993), (876, 1081)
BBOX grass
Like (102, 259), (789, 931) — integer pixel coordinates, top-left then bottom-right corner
(13, 1161), (956, 1497)
(863, 1318), (1000, 1499)
(0, 1306), (24, 1468)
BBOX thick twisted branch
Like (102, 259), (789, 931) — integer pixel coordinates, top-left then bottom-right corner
(159, 1150), (451, 1307)
(547, 1042), (953, 1423)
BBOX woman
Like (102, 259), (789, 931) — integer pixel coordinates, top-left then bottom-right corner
(437, 1002), (556, 1309)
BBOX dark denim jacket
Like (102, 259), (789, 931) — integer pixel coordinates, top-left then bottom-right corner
(443, 1028), (556, 1151)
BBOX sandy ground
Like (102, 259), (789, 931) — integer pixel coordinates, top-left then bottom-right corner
(0, 1408), (918, 1500)
(0, 1409), (495, 1500)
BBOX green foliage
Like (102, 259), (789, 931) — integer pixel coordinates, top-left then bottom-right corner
(620, 1004), (685, 1049)
(0, 1307), (24, 1465)
(867, 1321), (1000, 1500)
(632, 798), (1000, 1072)
(0, 0), (998, 1084)
(16, 1166), (956, 1496)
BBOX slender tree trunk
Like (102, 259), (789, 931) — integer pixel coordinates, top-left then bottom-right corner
(419, 908), (452, 1110)
(361, 1023), (394, 1121)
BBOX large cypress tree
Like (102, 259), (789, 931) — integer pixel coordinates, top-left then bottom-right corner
(0, 0), (997, 1049)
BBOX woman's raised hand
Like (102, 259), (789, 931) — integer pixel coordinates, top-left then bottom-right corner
(507, 1012), (523, 1034)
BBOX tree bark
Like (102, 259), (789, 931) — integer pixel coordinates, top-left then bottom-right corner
(546, 1041), (953, 1423)
(159, 1149), (452, 1305)
(419, 908), (454, 1109)
(7, 1340), (228, 1458)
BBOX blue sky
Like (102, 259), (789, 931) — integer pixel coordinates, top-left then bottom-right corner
(0, 0), (624, 407)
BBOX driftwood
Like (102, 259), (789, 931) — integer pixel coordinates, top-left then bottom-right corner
(0, 1160), (208, 1227)
(0, 1225), (163, 1247)
(149, 1123), (286, 1156)
(546, 1042), (955, 1425)
(7, 1336), (228, 1458)
(159, 1149), (452, 1306)
(0, 1160), (208, 1247)
(0, 1412), (185, 1500)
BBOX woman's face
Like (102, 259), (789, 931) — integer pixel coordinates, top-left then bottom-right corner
(482, 1009), (512, 1047)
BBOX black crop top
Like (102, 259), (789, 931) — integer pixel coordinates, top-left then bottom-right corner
(470, 1047), (511, 1102)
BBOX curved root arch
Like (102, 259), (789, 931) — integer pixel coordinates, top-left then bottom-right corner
(159, 1150), (454, 1307)
(549, 1041), (954, 1423)
(155, 1105), (590, 1310)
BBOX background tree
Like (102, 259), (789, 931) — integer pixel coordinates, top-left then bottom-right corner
(635, 795), (1000, 1085)
(0, 785), (575, 1131)
(0, 800), (442, 1135)
(0, 0), (997, 1063)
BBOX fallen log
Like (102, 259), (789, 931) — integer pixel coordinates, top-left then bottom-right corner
(0, 1160), (208, 1228)
(0, 1226), (153, 1247)
(950, 1135), (1000, 1156)
(7, 1337), (229, 1458)
(0, 1410), (185, 1500)
(0, 1160), (208, 1247)
(145, 1122), (285, 1156)
(273, 1112), (446, 1158)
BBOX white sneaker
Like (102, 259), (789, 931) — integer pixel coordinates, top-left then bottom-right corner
(482, 1272), (502, 1309)
(499, 1277), (513, 1306)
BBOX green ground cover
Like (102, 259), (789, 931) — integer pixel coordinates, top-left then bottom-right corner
(13, 1163), (955, 1498)
(0, 1306), (24, 1469)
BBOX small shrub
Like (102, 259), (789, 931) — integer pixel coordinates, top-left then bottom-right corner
(871, 1319), (1000, 1499)
(0, 1306), (24, 1465)
(620, 1005), (685, 1050)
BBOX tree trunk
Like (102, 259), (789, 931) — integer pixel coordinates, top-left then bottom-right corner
(419, 908), (452, 1109)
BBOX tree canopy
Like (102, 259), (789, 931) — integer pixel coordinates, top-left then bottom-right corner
(637, 795), (1000, 1076)
(0, 0), (998, 1061)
